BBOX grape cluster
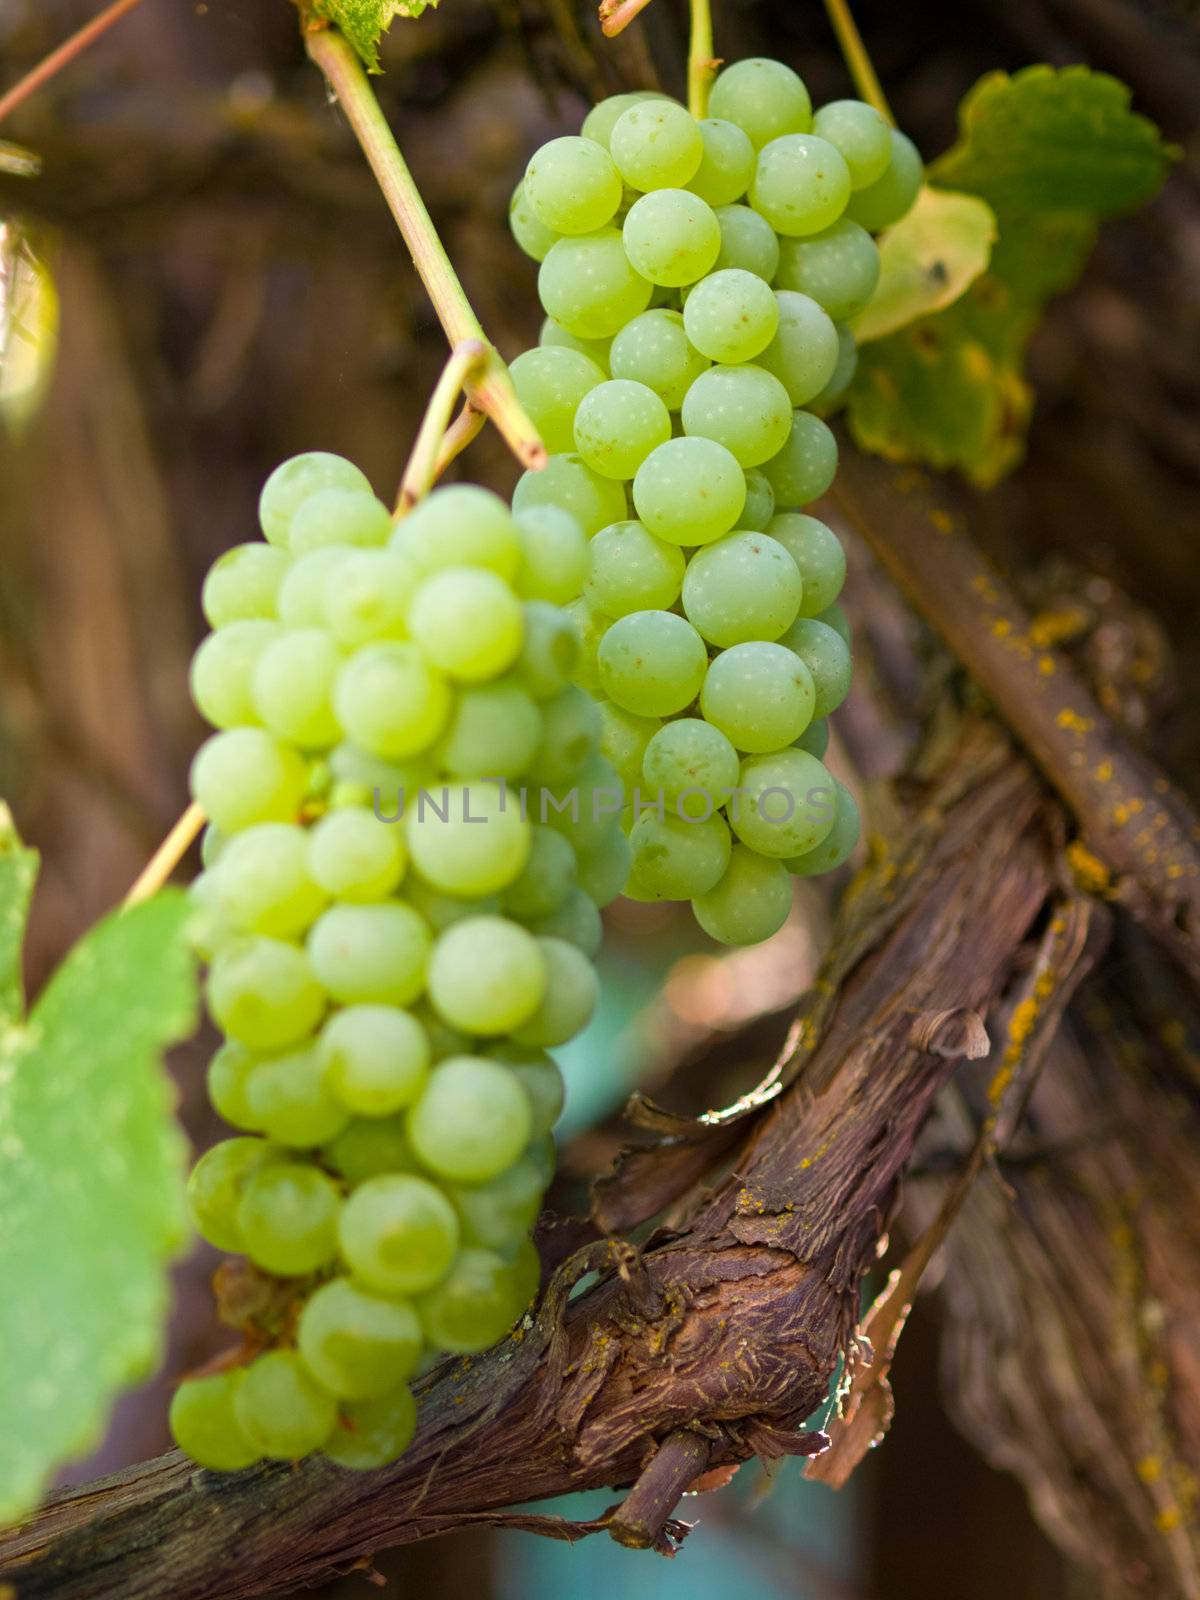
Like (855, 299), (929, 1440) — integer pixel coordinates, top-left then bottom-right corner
(509, 59), (920, 944)
(172, 455), (617, 1472)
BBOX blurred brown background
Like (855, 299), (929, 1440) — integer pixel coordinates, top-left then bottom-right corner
(1, 0), (1198, 1594)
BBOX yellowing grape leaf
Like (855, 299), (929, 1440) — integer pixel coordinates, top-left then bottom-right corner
(306, 0), (440, 71)
(852, 187), (996, 344)
(846, 65), (1173, 485)
(0, 812), (197, 1525)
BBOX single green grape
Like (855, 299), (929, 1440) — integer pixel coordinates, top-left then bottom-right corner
(598, 700), (661, 785)
(775, 221), (880, 321)
(243, 1044), (350, 1147)
(730, 748), (838, 857)
(277, 545), (354, 627)
(417, 1247), (522, 1354)
(407, 1056), (533, 1181)
(530, 886), (603, 957)
(323, 1385), (417, 1470)
(609, 309), (709, 411)
(334, 643), (451, 760)
(560, 599), (607, 695)
(707, 58), (813, 149)
(306, 805), (406, 903)
(585, 520), (685, 617)
(808, 324), (858, 417)
(581, 90), (669, 150)
(573, 379), (671, 479)
(170, 1372), (261, 1471)
(622, 189), (721, 287)
(523, 135), (623, 234)
(513, 506), (589, 605)
(574, 823), (632, 907)
(756, 291), (840, 407)
(609, 101), (703, 191)
(516, 600), (583, 700)
(405, 780), (531, 896)
(538, 317), (612, 373)
(207, 936), (326, 1051)
(642, 717), (740, 820)
(190, 729), (308, 834)
(681, 531), (802, 647)
(844, 129), (922, 231)
(190, 619), (278, 728)
(237, 1161), (342, 1275)
(512, 452), (628, 538)
(768, 513), (846, 615)
(489, 1045), (566, 1139)
(187, 1136), (280, 1252)
(234, 1350), (337, 1460)
(325, 548), (419, 649)
(527, 684), (602, 785)
(510, 347), (606, 456)
(680, 363), (793, 468)
(812, 99), (892, 190)
(288, 488), (392, 556)
(207, 1039), (260, 1131)
(692, 844), (793, 945)
(447, 1156), (545, 1254)
(324, 1115), (421, 1186)
(319, 1004), (431, 1117)
(427, 915), (547, 1036)
(258, 453), (371, 549)
(250, 628), (342, 749)
(509, 179), (560, 261)
(408, 567), (523, 684)
(700, 641), (816, 753)
(785, 776), (860, 875)
(626, 809), (731, 901)
(780, 615), (852, 717)
(209, 822), (325, 938)
(598, 609), (708, 717)
(631, 437), (746, 547)
(395, 485), (522, 582)
(436, 678), (543, 779)
(713, 203), (780, 280)
(795, 717), (830, 759)
(762, 410), (838, 507)
(201, 543), (289, 627)
(751, 135), (851, 237)
(511, 936), (599, 1047)
(306, 902), (431, 1007)
(687, 117), (756, 206)
(741, 469), (776, 531)
(683, 268), (779, 364)
(297, 1276), (422, 1400)
(818, 601), (851, 645)
(338, 1172), (460, 1294)
(501, 825), (577, 921)
(538, 231), (652, 339)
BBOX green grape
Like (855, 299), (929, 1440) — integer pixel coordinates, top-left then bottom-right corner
(190, 729), (308, 834)
(785, 776), (860, 875)
(297, 1277), (422, 1399)
(319, 1004), (431, 1116)
(190, 619), (278, 731)
(642, 716), (740, 819)
(511, 937), (598, 1046)
(751, 135), (851, 237)
(516, 600), (582, 700)
(538, 317), (612, 372)
(631, 437), (746, 546)
(538, 231), (652, 339)
(251, 628), (342, 748)
(509, 179), (560, 262)
(277, 545), (354, 627)
(243, 1044), (349, 1146)
(234, 1350), (337, 1460)
(448, 1156), (544, 1253)
(741, 469), (776, 530)
(207, 1040), (260, 1131)
(573, 379), (671, 479)
(707, 58), (812, 149)
(405, 781), (531, 896)
(395, 485), (522, 581)
(538, 744), (623, 847)
(756, 290), (840, 407)
(812, 99), (892, 190)
(809, 324), (858, 416)
(729, 749), (838, 857)
(763, 410), (838, 506)
(185, 871), (237, 962)
(324, 1115), (421, 1186)
(418, 1247), (521, 1354)
(201, 543), (288, 628)
(187, 1136), (279, 1252)
(511, 1235), (542, 1308)
(510, 347), (606, 456)
(609, 309), (709, 410)
(289, 488), (391, 556)
(408, 567), (523, 684)
(818, 601), (851, 644)
(530, 885), (602, 957)
(584, 519), (685, 617)
(501, 825), (577, 921)
(338, 1172), (460, 1293)
(687, 117), (756, 206)
(575, 823), (632, 907)
(582, 90), (668, 150)
(610, 101), (703, 191)
(626, 809), (731, 900)
(427, 915), (547, 1035)
(513, 507), (589, 604)
(622, 190), (721, 288)
(326, 549), (419, 648)
(561, 599), (607, 695)
(200, 822), (228, 869)
(680, 363), (793, 468)
(490, 1046), (565, 1138)
(237, 1161), (342, 1274)
(324, 1385), (417, 1470)
(775, 221), (880, 321)
(682, 268), (779, 364)
(307, 902), (431, 1007)
(598, 609), (708, 717)
(768, 513), (846, 615)
(307, 805), (406, 902)
(681, 530), (802, 646)
(436, 679), (542, 779)
(523, 1133), (557, 1189)
(844, 129), (922, 231)
(692, 844), (793, 945)
(211, 822), (325, 938)
(700, 640), (816, 753)
(258, 453), (371, 548)
(527, 684), (601, 785)
(208, 936), (326, 1050)
(334, 642), (451, 759)
(512, 452), (628, 537)
(402, 881), (498, 936)
(713, 203), (780, 280)
(170, 1372), (261, 1471)
(794, 717), (829, 759)
(598, 700), (660, 784)
(523, 135), (622, 234)
(780, 615), (852, 717)
(407, 1056), (533, 1181)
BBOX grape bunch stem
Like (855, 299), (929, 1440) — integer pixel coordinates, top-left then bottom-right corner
(303, 24), (546, 475)
(820, 0), (894, 123)
(395, 340), (490, 515)
(123, 801), (205, 909)
(686, 0), (718, 120)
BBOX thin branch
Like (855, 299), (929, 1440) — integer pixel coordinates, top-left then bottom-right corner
(820, 0), (894, 124)
(395, 339), (489, 515)
(432, 399), (487, 481)
(303, 25), (545, 473)
(0, 0), (147, 128)
(122, 801), (204, 907)
(687, 0), (718, 120)
(599, 0), (656, 40)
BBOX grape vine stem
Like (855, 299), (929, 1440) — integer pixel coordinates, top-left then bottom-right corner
(598, 0), (656, 40)
(303, 24), (545, 475)
(0, 0), (147, 128)
(687, 0), (718, 120)
(820, 0), (894, 124)
(122, 801), (205, 908)
(395, 339), (490, 515)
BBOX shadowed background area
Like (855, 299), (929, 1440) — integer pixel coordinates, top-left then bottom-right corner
(1, 0), (1198, 1594)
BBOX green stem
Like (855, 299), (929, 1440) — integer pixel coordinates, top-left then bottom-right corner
(820, 0), (894, 124)
(395, 340), (489, 514)
(687, 0), (716, 120)
(304, 25), (545, 472)
(0, 0), (146, 127)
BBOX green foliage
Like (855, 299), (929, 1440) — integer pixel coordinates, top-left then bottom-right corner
(847, 65), (1173, 485)
(306, 0), (439, 71)
(852, 187), (996, 344)
(0, 811), (197, 1525)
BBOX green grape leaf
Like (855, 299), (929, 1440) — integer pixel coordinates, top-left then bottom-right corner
(845, 65), (1173, 485)
(306, 0), (439, 71)
(0, 846), (197, 1526)
(852, 187), (996, 344)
